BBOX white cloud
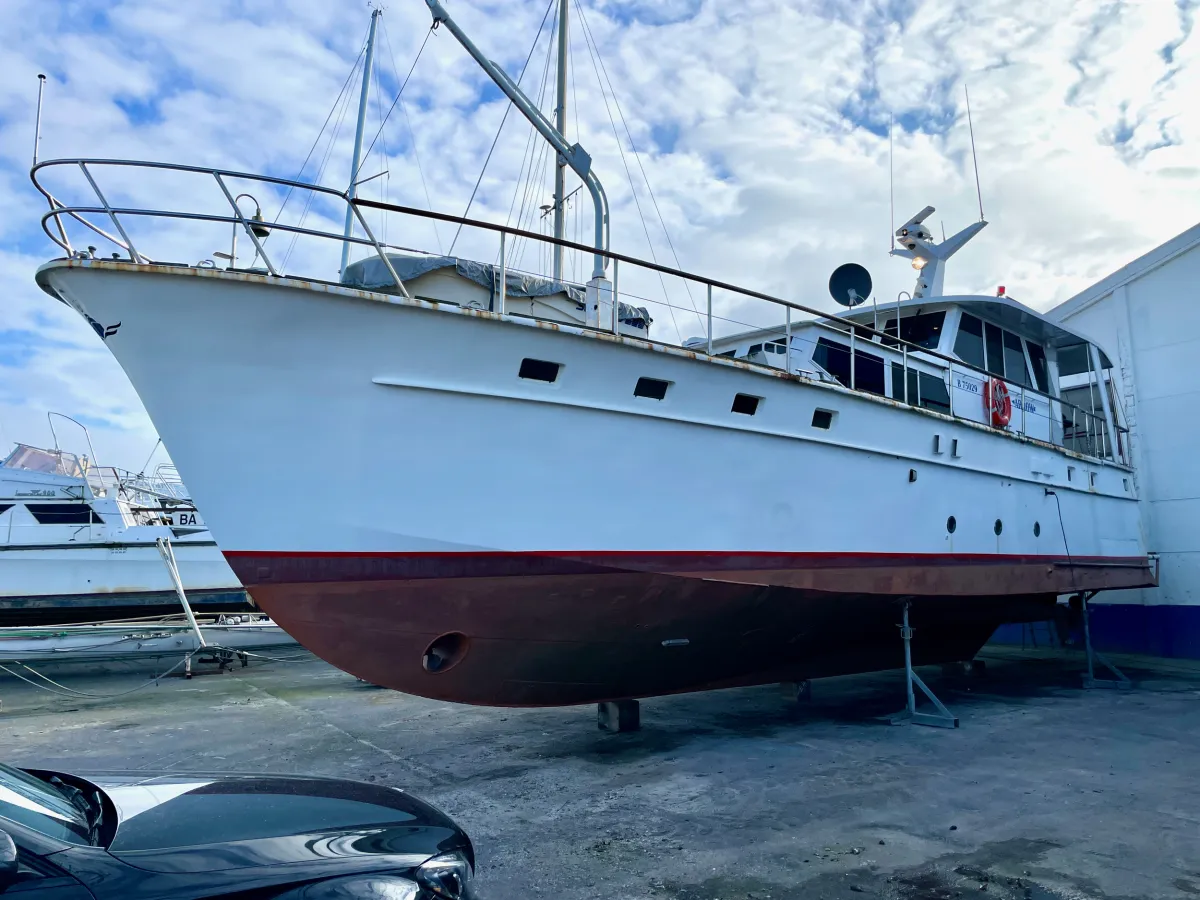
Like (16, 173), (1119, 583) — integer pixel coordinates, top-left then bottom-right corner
(0, 0), (1197, 467)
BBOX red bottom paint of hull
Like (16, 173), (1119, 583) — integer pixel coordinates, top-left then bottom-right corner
(231, 551), (1156, 706)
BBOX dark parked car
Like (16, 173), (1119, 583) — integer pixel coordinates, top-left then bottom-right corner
(0, 763), (475, 898)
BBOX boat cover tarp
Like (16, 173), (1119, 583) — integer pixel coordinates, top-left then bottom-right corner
(342, 252), (652, 328)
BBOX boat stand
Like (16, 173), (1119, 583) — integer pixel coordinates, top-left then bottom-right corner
(597, 699), (640, 733)
(1079, 592), (1131, 690)
(887, 602), (959, 729)
(156, 537), (208, 679)
(781, 680), (813, 704)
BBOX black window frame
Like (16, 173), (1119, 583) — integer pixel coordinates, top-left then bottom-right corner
(731, 394), (760, 416)
(1003, 330), (1030, 387)
(984, 321), (1005, 377)
(1027, 341), (1050, 393)
(812, 337), (885, 396)
(882, 310), (947, 351)
(25, 504), (103, 525)
(517, 358), (562, 383)
(633, 377), (671, 400)
(953, 312), (985, 369)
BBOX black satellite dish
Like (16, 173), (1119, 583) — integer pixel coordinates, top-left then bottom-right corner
(828, 263), (872, 307)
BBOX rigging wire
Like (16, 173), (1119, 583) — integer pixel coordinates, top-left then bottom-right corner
(273, 31), (370, 226)
(577, 3), (704, 330)
(381, 15), (443, 254)
(497, 22), (553, 266)
(569, 14), (582, 283)
(371, 44), (390, 247)
(282, 62), (361, 269)
(341, 19), (434, 262)
(575, 7), (684, 340)
(358, 25), (435, 171)
(448, 0), (558, 256)
(510, 19), (559, 271)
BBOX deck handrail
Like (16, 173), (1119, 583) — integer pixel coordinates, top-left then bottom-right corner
(30, 157), (1129, 467)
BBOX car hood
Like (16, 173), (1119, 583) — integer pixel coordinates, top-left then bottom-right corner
(86, 773), (468, 875)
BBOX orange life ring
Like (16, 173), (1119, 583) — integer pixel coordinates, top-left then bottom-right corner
(984, 378), (1011, 426)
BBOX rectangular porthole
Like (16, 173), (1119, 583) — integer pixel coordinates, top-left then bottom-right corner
(811, 408), (834, 429)
(1068, 466), (1075, 482)
(518, 358), (561, 383)
(933, 434), (942, 454)
(731, 394), (760, 416)
(634, 377), (670, 400)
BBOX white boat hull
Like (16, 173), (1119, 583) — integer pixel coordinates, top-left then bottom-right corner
(35, 261), (1154, 704)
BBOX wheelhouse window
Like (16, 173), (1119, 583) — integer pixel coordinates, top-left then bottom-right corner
(955, 312), (1046, 392)
(1027, 342), (1049, 392)
(984, 322), (1005, 377)
(954, 313), (985, 369)
(26, 503), (103, 525)
(891, 364), (951, 414)
(1057, 343), (1091, 376)
(882, 311), (946, 351)
(813, 337), (885, 396)
(1003, 330), (1030, 387)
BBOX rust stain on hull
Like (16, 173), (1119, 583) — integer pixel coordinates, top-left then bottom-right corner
(234, 552), (1153, 707)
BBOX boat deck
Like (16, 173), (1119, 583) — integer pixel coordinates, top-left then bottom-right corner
(2, 649), (1196, 899)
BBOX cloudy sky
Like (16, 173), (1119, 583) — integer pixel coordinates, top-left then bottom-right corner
(0, 0), (1196, 470)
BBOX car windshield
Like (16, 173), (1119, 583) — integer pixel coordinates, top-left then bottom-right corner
(0, 764), (92, 845)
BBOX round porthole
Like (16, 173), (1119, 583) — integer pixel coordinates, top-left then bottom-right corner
(1034, 521), (1041, 537)
(946, 516), (957, 534)
(994, 519), (1004, 535)
(422, 632), (469, 674)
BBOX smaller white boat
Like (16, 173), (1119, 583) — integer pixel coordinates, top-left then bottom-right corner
(0, 430), (248, 626)
(0, 614), (296, 665)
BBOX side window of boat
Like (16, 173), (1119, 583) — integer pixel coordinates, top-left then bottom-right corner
(954, 313), (985, 369)
(0, 504), (12, 517)
(890, 364), (951, 414)
(1002, 330), (1030, 387)
(813, 337), (884, 395)
(25, 504), (104, 525)
(885, 311), (946, 350)
(1026, 341), (1049, 393)
(984, 322), (1006, 378)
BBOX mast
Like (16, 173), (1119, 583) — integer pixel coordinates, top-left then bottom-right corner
(341, 8), (382, 276)
(552, 0), (568, 282)
(426, 0), (609, 279)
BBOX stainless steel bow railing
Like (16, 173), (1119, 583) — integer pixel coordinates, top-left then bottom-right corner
(30, 157), (1130, 468)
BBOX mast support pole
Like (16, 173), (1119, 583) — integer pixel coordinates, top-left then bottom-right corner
(426, 0), (609, 279)
(553, 0), (568, 282)
(341, 8), (383, 277)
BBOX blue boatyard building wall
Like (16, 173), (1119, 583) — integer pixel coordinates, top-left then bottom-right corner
(991, 604), (1200, 659)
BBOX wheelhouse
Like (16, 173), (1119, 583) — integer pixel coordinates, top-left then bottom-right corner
(708, 294), (1128, 464)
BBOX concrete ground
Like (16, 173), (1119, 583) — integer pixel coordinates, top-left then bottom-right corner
(1, 648), (1198, 900)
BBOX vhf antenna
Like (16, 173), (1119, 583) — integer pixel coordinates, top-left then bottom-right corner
(888, 112), (895, 252)
(965, 84), (984, 222)
(33, 73), (47, 166)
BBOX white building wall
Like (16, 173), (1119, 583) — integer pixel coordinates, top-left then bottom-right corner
(1048, 223), (1200, 656)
